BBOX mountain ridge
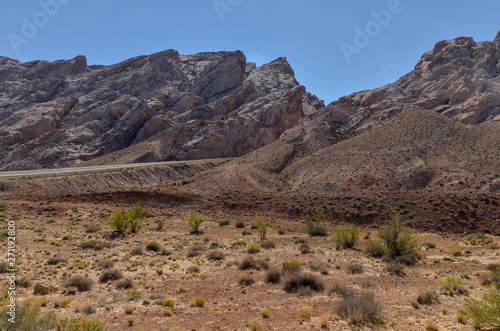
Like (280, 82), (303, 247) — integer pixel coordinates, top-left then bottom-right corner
(0, 50), (323, 170)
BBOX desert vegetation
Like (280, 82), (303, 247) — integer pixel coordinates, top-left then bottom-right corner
(0, 196), (499, 331)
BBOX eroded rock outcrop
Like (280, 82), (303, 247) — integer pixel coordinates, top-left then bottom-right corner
(0, 50), (323, 170)
(313, 31), (500, 135)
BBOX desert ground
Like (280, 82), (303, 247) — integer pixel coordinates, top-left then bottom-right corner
(1, 170), (499, 331)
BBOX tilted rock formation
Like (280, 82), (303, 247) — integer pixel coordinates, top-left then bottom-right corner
(0, 50), (323, 170)
(314, 31), (500, 136)
(188, 31), (500, 194)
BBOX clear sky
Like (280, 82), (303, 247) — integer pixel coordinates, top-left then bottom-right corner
(1, 0), (499, 104)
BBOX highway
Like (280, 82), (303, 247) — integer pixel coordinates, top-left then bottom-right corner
(0, 158), (232, 178)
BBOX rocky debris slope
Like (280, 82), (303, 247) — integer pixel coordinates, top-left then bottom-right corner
(0, 162), (219, 196)
(0, 50), (323, 170)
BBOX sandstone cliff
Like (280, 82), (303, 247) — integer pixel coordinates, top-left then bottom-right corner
(0, 50), (323, 170)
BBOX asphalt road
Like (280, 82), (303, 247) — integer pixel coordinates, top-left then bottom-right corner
(0, 158), (232, 178)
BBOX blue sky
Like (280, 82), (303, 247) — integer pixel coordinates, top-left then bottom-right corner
(1, 0), (499, 104)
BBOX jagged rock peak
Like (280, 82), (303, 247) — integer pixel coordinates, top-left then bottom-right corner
(494, 30), (500, 45)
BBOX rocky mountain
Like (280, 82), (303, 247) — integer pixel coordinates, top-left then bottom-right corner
(189, 31), (500, 193)
(0, 50), (323, 170)
(313, 31), (500, 136)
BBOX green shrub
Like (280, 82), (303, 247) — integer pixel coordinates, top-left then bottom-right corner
(107, 209), (129, 235)
(155, 219), (165, 231)
(239, 257), (269, 270)
(282, 260), (301, 274)
(126, 289), (141, 300)
(146, 241), (161, 252)
(207, 251), (225, 260)
(364, 240), (386, 258)
(108, 204), (148, 235)
(64, 276), (93, 292)
(218, 219), (230, 226)
(334, 291), (384, 325)
(283, 273), (325, 293)
(449, 248), (462, 256)
(466, 288), (500, 329)
(255, 212), (271, 241)
(378, 210), (418, 258)
(235, 221), (246, 228)
(187, 213), (204, 235)
(247, 244), (261, 254)
(79, 240), (112, 250)
(333, 223), (360, 249)
(301, 210), (328, 236)
(56, 316), (105, 331)
(440, 277), (468, 295)
(116, 203), (147, 234)
(0, 302), (56, 331)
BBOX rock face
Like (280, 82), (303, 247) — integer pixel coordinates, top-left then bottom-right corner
(0, 50), (323, 170)
(313, 33), (500, 136)
(188, 31), (500, 194)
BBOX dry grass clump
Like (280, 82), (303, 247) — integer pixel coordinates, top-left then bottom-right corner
(79, 240), (113, 250)
(328, 283), (355, 297)
(417, 291), (440, 305)
(260, 239), (276, 249)
(207, 251), (224, 260)
(190, 297), (206, 307)
(439, 277), (468, 296)
(265, 269), (282, 284)
(334, 291), (384, 325)
(297, 307), (312, 320)
(282, 260), (301, 274)
(239, 257), (269, 270)
(347, 263), (364, 274)
(47, 257), (67, 265)
(283, 273), (324, 293)
(99, 269), (123, 283)
(63, 276), (93, 292)
(238, 274), (255, 286)
(116, 278), (133, 289)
